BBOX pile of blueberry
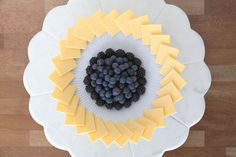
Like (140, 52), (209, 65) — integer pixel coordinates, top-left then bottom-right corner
(83, 48), (146, 110)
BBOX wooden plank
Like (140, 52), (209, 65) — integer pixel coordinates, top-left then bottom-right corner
(205, 0), (236, 15)
(0, 115), (41, 130)
(166, 0), (205, 15)
(164, 147), (225, 157)
(0, 34), (3, 48)
(29, 130), (52, 147)
(0, 147), (70, 157)
(226, 147), (236, 157)
(1, 0), (45, 33)
(0, 98), (29, 115)
(3, 33), (35, 49)
(209, 65), (236, 81)
(0, 80), (29, 98)
(189, 15), (236, 49)
(206, 49), (236, 65)
(0, 129), (29, 146)
(45, 0), (68, 14)
(183, 130), (205, 147)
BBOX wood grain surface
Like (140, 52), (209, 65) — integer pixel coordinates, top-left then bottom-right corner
(0, 0), (235, 156)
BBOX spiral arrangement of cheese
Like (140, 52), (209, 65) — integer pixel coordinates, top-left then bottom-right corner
(48, 10), (186, 148)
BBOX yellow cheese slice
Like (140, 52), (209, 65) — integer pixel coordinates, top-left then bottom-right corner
(100, 10), (120, 36)
(150, 35), (171, 55)
(157, 82), (182, 103)
(126, 120), (145, 144)
(87, 11), (106, 37)
(156, 44), (179, 64)
(51, 56), (77, 76)
(48, 71), (74, 91)
(144, 108), (165, 128)
(59, 40), (81, 59)
(56, 95), (79, 116)
(137, 116), (156, 140)
(160, 56), (185, 76)
(129, 16), (149, 39)
(65, 105), (86, 126)
(88, 117), (108, 142)
(102, 121), (121, 146)
(51, 85), (76, 105)
(152, 95), (176, 117)
(115, 122), (133, 148)
(141, 24), (162, 45)
(66, 28), (87, 49)
(74, 18), (94, 41)
(161, 69), (186, 89)
(115, 10), (134, 36)
(77, 112), (96, 134)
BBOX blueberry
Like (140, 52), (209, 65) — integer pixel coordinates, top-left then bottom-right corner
(114, 68), (121, 74)
(114, 102), (123, 110)
(132, 93), (140, 102)
(96, 99), (105, 106)
(106, 98), (113, 104)
(86, 85), (94, 93)
(131, 65), (138, 71)
(126, 52), (134, 60)
(117, 94), (124, 101)
(97, 59), (105, 65)
(116, 57), (123, 63)
(112, 87), (121, 96)
(97, 51), (106, 59)
(119, 64), (126, 71)
(105, 103), (113, 109)
(83, 75), (91, 85)
(99, 91), (105, 97)
(126, 77), (133, 84)
(128, 61), (133, 67)
(119, 83), (125, 89)
(99, 73), (104, 78)
(131, 88), (136, 93)
(108, 69), (114, 76)
(95, 85), (102, 93)
(134, 82), (139, 88)
(105, 58), (111, 65)
(105, 75), (110, 82)
(133, 57), (142, 66)
(131, 76), (137, 82)
(137, 77), (147, 85)
(124, 99), (132, 108)
(125, 92), (132, 99)
(104, 87), (109, 91)
(122, 57), (128, 62)
(120, 77), (126, 84)
(92, 64), (98, 70)
(112, 62), (119, 69)
(110, 55), (116, 62)
(90, 73), (98, 80)
(127, 69), (134, 76)
(96, 78), (103, 85)
(137, 86), (145, 95)
(121, 71), (128, 77)
(105, 91), (112, 98)
(123, 87), (130, 94)
(128, 84), (135, 90)
(119, 99), (126, 104)
(91, 80), (96, 87)
(86, 66), (93, 75)
(109, 77), (116, 84)
(108, 83), (115, 88)
(123, 63), (129, 69)
(103, 69), (108, 75)
(102, 81), (108, 87)
(97, 66), (103, 72)
(91, 92), (99, 100)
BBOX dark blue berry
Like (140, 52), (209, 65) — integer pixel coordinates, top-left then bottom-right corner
(131, 65), (138, 71)
(91, 80), (96, 87)
(97, 59), (105, 65)
(92, 64), (98, 70)
(112, 87), (121, 96)
(96, 78), (103, 85)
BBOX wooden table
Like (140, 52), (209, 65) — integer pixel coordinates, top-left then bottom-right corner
(0, 0), (235, 156)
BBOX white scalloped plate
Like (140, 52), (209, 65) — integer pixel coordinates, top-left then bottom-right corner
(23, 0), (211, 156)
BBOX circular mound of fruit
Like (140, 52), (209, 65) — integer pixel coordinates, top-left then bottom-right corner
(83, 48), (146, 110)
